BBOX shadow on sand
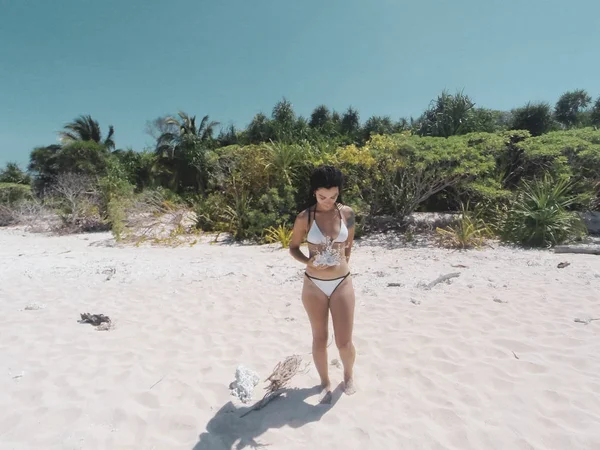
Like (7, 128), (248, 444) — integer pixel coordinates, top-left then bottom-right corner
(192, 384), (344, 450)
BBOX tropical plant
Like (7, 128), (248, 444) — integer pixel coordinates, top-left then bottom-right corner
(416, 90), (476, 137)
(554, 89), (592, 128)
(436, 203), (493, 249)
(591, 97), (600, 127)
(366, 133), (495, 218)
(221, 187), (252, 240)
(155, 111), (219, 194)
(264, 225), (294, 248)
(263, 141), (310, 186)
(59, 115), (115, 150)
(501, 176), (587, 247)
(0, 182), (33, 204)
(361, 115), (396, 143)
(340, 107), (361, 142)
(0, 162), (31, 185)
(510, 102), (556, 136)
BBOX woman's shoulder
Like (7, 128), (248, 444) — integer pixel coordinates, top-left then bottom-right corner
(338, 204), (356, 226)
(295, 207), (311, 222)
(338, 203), (354, 215)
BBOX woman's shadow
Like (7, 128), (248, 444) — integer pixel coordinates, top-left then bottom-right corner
(192, 383), (344, 450)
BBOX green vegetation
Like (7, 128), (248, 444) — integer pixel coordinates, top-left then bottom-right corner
(436, 203), (494, 249)
(2, 88), (600, 246)
(499, 176), (588, 247)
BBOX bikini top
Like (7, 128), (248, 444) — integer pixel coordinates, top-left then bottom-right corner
(306, 204), (348, 245)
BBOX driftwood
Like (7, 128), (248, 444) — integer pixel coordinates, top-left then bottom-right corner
(574, 317), (600, 325)
(554, 246), (600, 255)
(79, 313), (111, 327)
(241, 355), (305, 418)
(421, 272), (460, 290)
(557, 262), (570, 269)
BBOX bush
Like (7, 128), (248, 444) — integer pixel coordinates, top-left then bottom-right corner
(264, 225), (294, 248)
(365, 133), (495, 218)
(500, 176), (587, 247)
(0, 183), (33, 204)
(436, 203), (493, 249)
(49, 173), (108, 233)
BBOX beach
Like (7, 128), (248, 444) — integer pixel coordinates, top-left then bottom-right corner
(1, 228), (599, 450)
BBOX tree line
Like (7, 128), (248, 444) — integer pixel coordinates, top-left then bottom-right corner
(1, 88), (599, 246)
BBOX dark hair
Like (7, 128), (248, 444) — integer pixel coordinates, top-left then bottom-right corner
(307, 165), (344, 207)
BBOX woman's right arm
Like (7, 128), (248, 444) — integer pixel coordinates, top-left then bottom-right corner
(289, 210), (310, 265)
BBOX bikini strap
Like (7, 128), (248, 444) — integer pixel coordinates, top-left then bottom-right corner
(337, 203), (345, 225)
(307, 204), (315, 228)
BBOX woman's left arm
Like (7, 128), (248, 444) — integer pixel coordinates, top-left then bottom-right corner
(344, 206), (356, 263)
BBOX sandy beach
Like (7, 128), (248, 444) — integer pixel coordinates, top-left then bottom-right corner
(1, 228), (599, 450)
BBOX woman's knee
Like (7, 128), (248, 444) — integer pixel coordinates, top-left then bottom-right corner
(336, 338), (353, 351)
(312, 333), (328, 349)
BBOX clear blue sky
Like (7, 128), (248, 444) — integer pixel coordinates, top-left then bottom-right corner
(1, 0), (599, 167)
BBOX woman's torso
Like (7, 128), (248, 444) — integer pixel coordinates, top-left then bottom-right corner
(305, 204), (350, 279)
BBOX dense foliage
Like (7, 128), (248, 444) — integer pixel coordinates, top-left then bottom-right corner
(2, 88), (600, 246)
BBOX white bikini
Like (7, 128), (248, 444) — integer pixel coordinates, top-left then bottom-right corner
(305, 205), (351, 298)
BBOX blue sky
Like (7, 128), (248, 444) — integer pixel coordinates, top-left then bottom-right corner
(1, 0), (599, 167)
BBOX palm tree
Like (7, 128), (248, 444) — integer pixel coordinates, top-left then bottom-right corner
(59, 114), (115, 149)
(155, 111), (219, 194)
(417, 90), (476, 137)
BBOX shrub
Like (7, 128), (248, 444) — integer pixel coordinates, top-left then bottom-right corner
(366, 133), (495, 218)
(195, 192), (231, 233)
(264, 225), (294, 248)
(0, 183), (33, 205)
(500, 176), (587, 247)
(436, 203), (493, 249)
(49, 173), (107, 233)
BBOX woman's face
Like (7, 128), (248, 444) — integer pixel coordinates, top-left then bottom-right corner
(314, 187), (339, 210)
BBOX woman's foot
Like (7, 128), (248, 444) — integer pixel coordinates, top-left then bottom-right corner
(344, 375), (356, 396)
(318, 381), (333, 404)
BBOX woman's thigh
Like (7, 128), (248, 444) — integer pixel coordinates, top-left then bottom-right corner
(329, 276), (355, 344)
(302, 276), (330, 339)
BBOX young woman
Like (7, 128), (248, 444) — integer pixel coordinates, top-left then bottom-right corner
(289, 165), (357, 403)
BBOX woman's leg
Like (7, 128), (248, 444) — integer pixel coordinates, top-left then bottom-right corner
(302, 276), (332, 402)
(329, 276), (356, 395)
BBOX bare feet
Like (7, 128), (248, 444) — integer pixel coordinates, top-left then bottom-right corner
(344, 375), (356, 396)
(318, 382), (332, 404)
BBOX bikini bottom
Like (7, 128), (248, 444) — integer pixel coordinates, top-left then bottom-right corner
(304, 271), (351, 298)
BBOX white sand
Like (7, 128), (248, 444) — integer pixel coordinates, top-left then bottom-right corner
(1, 228), (599, 450)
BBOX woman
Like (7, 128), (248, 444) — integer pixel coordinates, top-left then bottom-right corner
(289, 165), (357, 403)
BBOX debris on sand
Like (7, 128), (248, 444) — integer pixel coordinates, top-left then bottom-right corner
(574, 317), (599, 325)
(23, 302), (46, 311)
(230, 365), (260, 404)
(79, 313), (112, 330)
(241, 355), (306, 418)
(419, 272), (460, 290)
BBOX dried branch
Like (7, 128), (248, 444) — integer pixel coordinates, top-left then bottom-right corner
(241, 355), (304, 418)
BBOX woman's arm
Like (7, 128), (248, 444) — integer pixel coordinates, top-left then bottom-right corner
(289, 210), (310, 265)
(343, 206), (356, 263)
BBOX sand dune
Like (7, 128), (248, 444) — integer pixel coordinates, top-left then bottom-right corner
(1, 228), (599, 449)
